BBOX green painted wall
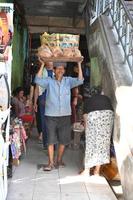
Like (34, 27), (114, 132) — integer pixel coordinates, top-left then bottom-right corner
(11, 26), (24, 90)
(11, 26), (28, 91)
(0, 0), (13, 3)
(0, 0), (6, 2)
(90, 57), (101, 87)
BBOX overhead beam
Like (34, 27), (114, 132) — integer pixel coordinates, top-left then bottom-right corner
(73, 16), (84, 28)
(25, 16), (85, 28)
(19, 0), (84, 4)
(24, 7), (81, 18)
(28, 25), (85, 35)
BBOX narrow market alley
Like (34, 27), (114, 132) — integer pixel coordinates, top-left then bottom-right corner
(0, 0), (133, 200)
(7, 128), (118, 200)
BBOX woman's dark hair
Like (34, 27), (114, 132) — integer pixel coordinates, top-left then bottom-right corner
(13, 87), (24, 96)
(88, 86), (102, 97)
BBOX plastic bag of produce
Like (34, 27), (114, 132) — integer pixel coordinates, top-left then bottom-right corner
(73, 48), (81, 57)
(50, 46), (63, 57)
(63, 48), (74, 57)
(38, 44), (53, 58)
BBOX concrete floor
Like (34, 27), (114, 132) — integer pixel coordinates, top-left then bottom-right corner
(7, 129), (120, 200)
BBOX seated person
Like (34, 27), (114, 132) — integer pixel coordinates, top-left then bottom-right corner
(12, 87), (34, 136)
(12, 87), (25, 118)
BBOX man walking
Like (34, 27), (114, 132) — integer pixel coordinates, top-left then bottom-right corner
(34, 62), (54, 148)
(35, 59), (84, 171)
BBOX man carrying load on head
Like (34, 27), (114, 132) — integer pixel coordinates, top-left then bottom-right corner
(35, 59), (84, 171)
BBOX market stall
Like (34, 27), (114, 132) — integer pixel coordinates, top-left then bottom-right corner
(0, 3), (13, 200)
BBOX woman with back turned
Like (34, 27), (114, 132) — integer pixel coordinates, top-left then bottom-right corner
(81, 86), (114, 176)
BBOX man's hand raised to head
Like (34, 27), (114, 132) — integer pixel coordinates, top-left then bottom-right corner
(77, 56), (84, 80)
(38, 57), (45, 67)
(77, 56), (84, 65)
(37, 57), (45, 77)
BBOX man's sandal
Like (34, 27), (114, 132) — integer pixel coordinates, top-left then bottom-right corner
(56, 161), (66, 168)
(43, 164), (55, 171)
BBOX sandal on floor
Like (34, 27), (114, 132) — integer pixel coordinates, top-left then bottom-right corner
(79, 169), (84, 174)
(56, 161), (66, 168)
(43, 164), (54, 171)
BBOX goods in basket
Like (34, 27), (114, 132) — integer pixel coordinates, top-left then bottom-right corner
(40, 32), (79, 48)
(37, 32), (82, 62)
(40, 32), (59, 46)
(73, 48), (81, 57)
(63, 48), (74, 57)
(38, 44), (52, 58)
(51, 46), (63, 57)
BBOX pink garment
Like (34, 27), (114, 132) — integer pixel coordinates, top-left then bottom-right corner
(12, 97), (25, 117)
(20, 126), (27, 153)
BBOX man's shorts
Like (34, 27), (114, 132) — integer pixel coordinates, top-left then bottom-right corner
(45, 116), (71, 145)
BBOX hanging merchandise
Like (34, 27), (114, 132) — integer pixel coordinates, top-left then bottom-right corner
(0, 132), (5, 200)
(0, 8), (13, 63)
(9, 118), (28, 166)
(0, 3), (13, 200)
(0, 109), (10, 200)
(0, 74), (10, 111)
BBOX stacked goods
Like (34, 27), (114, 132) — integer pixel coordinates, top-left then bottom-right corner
(37, 32), (82, 62)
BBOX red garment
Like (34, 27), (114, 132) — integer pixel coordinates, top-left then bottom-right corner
(20, 114), (33, 123)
